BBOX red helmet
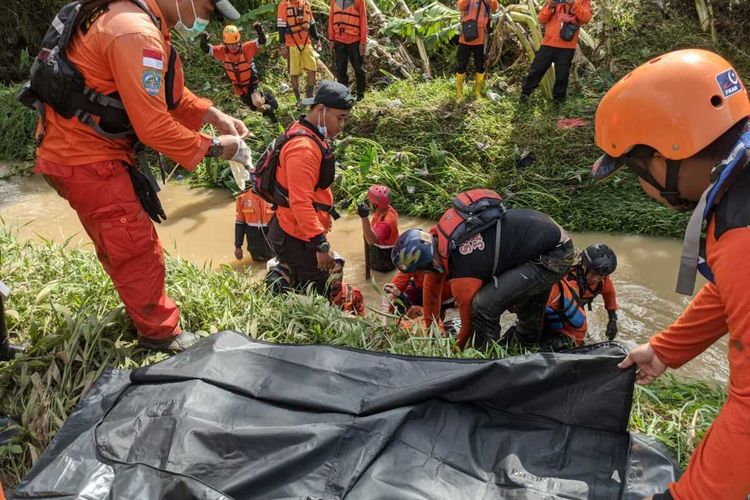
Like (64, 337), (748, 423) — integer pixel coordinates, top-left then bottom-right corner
(367, 184), (392, 210)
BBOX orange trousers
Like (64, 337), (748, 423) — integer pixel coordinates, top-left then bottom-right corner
(35, 158), (180, 339)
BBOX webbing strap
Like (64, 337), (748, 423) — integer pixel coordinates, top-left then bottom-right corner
(491, 218), (502, 288)
(675, 189), (707, 295)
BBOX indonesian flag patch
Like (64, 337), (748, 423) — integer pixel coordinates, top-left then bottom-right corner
(142, 49), (163, 70)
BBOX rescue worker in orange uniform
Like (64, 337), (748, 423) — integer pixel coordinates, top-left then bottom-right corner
(384, 270), (454, 318)
(520, 0), (592, 104)
(392, 207), (574, 350)
(267, 81), (354, 295)
(567, 243), (619, 340)
(277, 0), (322, 104)
(329, 253), (366, 316)
(328, 0), (368, 101)
(593, 49), (750, 499)
(358, 184), (399, 272)
(455, 0), (498, 98)
(234, 189), (275, 262)
(30, 0), (251, 352)
(200, 24), (279, 122)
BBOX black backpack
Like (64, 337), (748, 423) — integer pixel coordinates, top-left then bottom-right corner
(252, 122), (340, 219)
(17, 0), (160, 143)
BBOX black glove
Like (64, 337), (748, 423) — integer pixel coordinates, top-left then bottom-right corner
(199, 32), (210, 54)
(606, 310), (618, 341)
(357, 202), (370, 218)
(126, 164), (167, 223)
(253, 22), (266, 46)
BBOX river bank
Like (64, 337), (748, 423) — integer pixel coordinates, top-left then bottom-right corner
(0, 213), (726, 487)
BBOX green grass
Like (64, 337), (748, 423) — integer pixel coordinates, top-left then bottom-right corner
(0, 226), (726, 487)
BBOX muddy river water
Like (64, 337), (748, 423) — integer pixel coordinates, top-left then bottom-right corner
(0, 175), (728, 382)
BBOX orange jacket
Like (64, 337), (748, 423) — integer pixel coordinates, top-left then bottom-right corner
(457, 0), (499, 46)
(650, 221), (750, 499)
(328, 0), (368, 45)
(538, 0), (592, 50)
(568, 266), (617, 311)
(331, 283), (365, 316)
(211, 41), (260, 96)
(274, 120), (334, 241)
(36, 0), (211, 169)
(545, 277), (587, 345)
(278, 0), (315, 48)
(371, 206), (399, 246)
(423, 274), (482, 348)
(392, 271), (453, 305)
(236, 190), (275, 227)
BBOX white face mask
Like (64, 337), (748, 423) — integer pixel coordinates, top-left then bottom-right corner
(317, 106), (328, 137)
(174, 0), (210, 40)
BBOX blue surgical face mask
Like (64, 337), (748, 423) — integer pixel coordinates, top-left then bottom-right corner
(175, 0), (210, 40)
(317, 106), (328, 137)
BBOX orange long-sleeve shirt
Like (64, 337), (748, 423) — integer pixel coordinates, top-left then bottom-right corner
(651, 221), (750, 499)
(423, 273), (482, 348)
(274, 120), (334, 242)
(456, 0), (499, 46)
(36, 0), (212, 169)
(537, 0), (592, 49)
(328, 0), (368, 45)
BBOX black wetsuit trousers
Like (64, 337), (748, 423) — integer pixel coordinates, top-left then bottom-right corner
(268, 217), (329, 295)
(521, 45), (576, 102)
(334, 42), (366, 98)
(471, 240), (575, 348)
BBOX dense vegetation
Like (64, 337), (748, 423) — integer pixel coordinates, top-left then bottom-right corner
(0, 227), (725, 487)
(1, 0), (746, 490)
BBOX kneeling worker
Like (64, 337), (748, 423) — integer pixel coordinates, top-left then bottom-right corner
(200, 24), (278, 122)
(234, 188), (275, 262)
(392, 190), (575, 349)
(567, 243), (618, 340)
(358, 184), (399, 272)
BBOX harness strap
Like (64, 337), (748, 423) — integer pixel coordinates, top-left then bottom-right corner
(491, 218), (502, 288)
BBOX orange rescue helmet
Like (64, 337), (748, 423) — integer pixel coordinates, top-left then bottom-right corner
(593, 49), (750, 181)
(223, 25), (242, 44)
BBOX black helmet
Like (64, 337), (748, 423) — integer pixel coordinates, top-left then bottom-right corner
(581, 244), (617, 275)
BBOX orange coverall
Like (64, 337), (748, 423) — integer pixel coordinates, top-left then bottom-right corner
(651, 221), (750, 499)
(35, 0), (212, 339)
(537, 0), (592, 49)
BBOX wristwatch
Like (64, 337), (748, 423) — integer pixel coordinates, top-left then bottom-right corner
(315, 240), (331, 253)
(207, 137), (223, 158)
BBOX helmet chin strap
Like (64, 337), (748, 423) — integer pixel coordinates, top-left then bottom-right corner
(622, 157), (695, 209)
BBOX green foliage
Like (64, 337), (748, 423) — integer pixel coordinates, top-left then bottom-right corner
(0, 84), (37, 162)
(0, 226), (726, 486)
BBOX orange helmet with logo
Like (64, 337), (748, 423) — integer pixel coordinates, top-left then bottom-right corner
(223, 25), (241, 44)
(592, 49), (750, 181)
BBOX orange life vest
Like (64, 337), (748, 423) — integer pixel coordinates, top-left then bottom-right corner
(281, 0), (314, 48)
(331, 283), (364, 316)
(331, 0), (362, 39)
(236, 190), (274, 227)
(219, 43), (259, 96)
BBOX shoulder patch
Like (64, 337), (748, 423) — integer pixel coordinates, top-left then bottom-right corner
(142, 69), (162, 96)
(715, 68), (742, 98)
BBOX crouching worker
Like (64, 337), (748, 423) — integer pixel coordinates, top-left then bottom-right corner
(568, 243), (619, 340)
(358, 184), (399, 272)
(391, 189), (575, 350)
(329, 253), (365, 316)
(234, 188), (275, 262)
(200, 24), (279, 122)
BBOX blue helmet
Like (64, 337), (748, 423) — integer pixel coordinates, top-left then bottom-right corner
(391, 229), (437, 273)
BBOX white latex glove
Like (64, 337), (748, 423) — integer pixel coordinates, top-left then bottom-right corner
(231, 137), (252, 165)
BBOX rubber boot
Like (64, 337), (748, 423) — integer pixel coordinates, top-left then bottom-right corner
(456, 73), (465, 100)
(475, 72), (485, 98)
